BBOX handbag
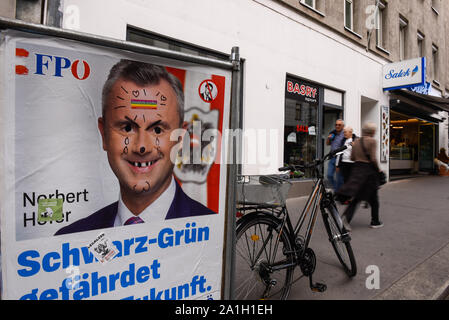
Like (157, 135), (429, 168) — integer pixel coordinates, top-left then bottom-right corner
(378, 171), (387, 185)
(361, 137), (387, 186)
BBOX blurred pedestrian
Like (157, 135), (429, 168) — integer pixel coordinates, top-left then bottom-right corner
(326, 119), (345, 191)
(435, 148), (449, 175)
(336, 122), (383, 231)
(336, 126), (357, 184)
(437, 148), (449, 164)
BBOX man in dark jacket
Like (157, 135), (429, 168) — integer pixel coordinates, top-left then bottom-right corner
(326, 119), (345, 191)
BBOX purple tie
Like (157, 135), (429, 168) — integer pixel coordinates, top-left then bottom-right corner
(124, 216), (144, 225)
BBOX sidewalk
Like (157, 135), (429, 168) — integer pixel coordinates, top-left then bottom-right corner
(284, 175), (449, 300)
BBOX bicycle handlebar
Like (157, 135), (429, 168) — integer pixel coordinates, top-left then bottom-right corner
(278, 145), (347, 172)
(327, 145), (348, 159)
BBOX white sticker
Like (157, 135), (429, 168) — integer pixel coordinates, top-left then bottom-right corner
(308, 126), (316, 136)
(87, 232), (118, 264)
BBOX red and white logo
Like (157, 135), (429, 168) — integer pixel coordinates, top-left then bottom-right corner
(198, 79), (218, 103)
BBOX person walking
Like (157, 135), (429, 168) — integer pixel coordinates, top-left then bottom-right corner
(336, 122), (383, 231)
(336, 126), (357, 184)
(437, 148), (449, 164)
(326, 119), (345, 191)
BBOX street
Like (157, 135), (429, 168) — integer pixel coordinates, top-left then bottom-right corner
(285, 175), (449, 300)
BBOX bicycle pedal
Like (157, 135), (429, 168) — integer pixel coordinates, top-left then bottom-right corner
(311, 282), (327, 293)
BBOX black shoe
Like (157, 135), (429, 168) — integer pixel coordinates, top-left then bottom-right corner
(370, 221), (384, 229)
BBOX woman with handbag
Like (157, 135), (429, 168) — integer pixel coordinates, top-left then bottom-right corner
(336, 122), (384, 231)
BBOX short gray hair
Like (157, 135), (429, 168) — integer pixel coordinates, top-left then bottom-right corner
(362, 122), (377, 136)
(102, 59), (184, 124)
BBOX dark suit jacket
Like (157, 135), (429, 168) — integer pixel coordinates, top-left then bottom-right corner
(55, 182), (216, 236)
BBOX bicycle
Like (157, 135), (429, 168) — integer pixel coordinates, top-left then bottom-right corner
(234, 145), (356, 300)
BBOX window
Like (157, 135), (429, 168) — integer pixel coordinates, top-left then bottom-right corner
(399, 16), (408, 61)
(284, 99), (317, 178)
(376, 1), (386, 48)
(302, 0), (316, 9)
(15, 0), (63, 27)
(417, 31), (425, 58)
(300, 0), (325, 15)
(432, 44), (439, 81)
(431, 0), (440, 15)
(126, 26), (229, 61)
(344, 0), (354, 30)
(285, 78), (319, 178)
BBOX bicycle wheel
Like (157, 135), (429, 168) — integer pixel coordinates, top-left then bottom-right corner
(234, 212), (295, 300)
(322, 204), (357, 277)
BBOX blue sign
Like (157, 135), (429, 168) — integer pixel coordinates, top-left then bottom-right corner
(408, 82), (431, 95)
(383, 57), (426, 91)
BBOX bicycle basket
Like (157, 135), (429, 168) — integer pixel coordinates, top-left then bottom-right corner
(236, 175), (292, 206)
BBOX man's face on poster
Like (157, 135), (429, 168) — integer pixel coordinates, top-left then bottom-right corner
(99, 78), (183, 198)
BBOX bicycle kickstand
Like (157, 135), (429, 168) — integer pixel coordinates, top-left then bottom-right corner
(309, 275), (327, 293)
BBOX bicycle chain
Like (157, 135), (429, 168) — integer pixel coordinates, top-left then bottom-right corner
(299, 248), (316, 277)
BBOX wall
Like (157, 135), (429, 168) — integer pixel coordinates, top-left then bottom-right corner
(62, 0), (390, 175)
(279, 0), (449, 95)
(0, 0), (16, 19)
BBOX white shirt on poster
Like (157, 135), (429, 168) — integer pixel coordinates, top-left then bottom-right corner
(113, 177), (176, 226)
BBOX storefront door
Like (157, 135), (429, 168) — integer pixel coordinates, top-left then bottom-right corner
(419, 123), (435, 171)
(322, 106), (343, 178)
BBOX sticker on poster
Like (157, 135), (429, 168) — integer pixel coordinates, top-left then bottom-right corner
(87, 232), (118, 263)
(198, 79), (218, 103)
(38, 198), (63, 222)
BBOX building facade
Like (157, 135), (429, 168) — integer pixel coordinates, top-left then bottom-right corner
(277, 0), (449, 178)
(2, 0), (449, 192)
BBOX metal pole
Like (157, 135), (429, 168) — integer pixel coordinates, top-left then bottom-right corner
(0, 17), (234, 70)
(222, 46), (241, 300)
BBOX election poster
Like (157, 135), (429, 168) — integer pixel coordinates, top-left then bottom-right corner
(0, 30), (231, 300)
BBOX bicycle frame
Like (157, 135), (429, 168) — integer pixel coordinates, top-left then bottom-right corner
(236, 147), (348, 272)
(234, 146), (354, 298)
(270, 155), (347, 270)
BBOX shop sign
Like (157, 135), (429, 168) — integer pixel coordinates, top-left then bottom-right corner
(383, 57), (426, 91)
(408, 82), (431, 95)
(286, 78), (319, 105)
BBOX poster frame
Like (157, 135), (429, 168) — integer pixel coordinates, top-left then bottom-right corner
(0, 16), (241, 300)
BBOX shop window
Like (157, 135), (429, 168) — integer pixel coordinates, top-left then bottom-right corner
(390, 111), (436, 173)
(284, 78), (319, 178)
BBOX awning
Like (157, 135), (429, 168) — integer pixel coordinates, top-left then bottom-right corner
(391, 89), (449, 113)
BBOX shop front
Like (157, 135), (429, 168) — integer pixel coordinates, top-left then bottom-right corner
(284, 76), (344, 181)
(389, 89), (449, 176)
(382, 57), (449, 177)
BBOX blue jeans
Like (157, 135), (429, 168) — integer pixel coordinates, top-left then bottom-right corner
(327, 157), (344, 191)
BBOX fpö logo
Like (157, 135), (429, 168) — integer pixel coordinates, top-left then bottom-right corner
(385, 65), (419, 80)
(15, 48), (91, 80)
